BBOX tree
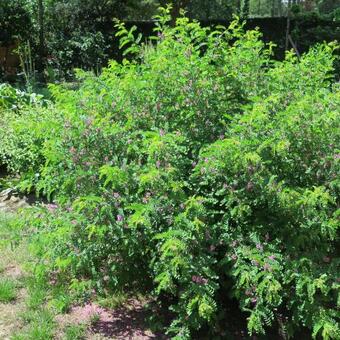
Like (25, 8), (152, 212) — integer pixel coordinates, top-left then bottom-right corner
(0, 0), (32, 45)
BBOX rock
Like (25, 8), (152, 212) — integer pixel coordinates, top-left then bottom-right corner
(9, 196), (20, 203)
(0, 188), (30, 212)
(0, 188), (14, 198)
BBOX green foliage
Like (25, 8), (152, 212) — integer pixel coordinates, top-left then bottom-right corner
(1, 9), (339, 339)
(0, 0), (32, 45)
(0, 84), (55, 177)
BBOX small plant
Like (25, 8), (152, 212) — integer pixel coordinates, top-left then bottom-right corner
(0, 278), (16, 303)
(16, 40), (36, 92)
(89, 312), (101, 326)
(97, 292), (129, 309)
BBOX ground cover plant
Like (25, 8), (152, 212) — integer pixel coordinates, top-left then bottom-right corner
(0, 8), (339, 339)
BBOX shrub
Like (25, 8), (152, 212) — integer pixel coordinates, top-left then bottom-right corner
(0, 84), (54, 178)
(2, 9), (339, 339)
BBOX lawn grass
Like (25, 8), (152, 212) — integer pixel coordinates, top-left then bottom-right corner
(0, 212), (83, 339)
(0, 214), (18, 303)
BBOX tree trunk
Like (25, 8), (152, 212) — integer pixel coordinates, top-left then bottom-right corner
(37, 0), (45, 73)
(285, 0), (292, 51)
(170, 0), (189, 25)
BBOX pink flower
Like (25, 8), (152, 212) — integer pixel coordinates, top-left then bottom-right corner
(116, 214), (123, 222)
(157, 32), (165, 40)
(85, 117), (93, 127)
(159, 129), (165, 137)
(47, 203), (58, 212)
(192, 275), (208, 285)
(245, 289), (252, 296)
(263, 263), (272, 272)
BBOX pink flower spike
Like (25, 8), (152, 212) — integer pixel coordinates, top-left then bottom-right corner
(47, 203), (58, 212)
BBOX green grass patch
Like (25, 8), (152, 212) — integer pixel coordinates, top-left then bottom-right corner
(64, 323), (87, 340)
(13, 308), (55, 340)
(0, 278), (17, 303)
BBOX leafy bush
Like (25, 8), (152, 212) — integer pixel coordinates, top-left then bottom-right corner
(1, 9), (339, 339)
(0, 84), (51, 175)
